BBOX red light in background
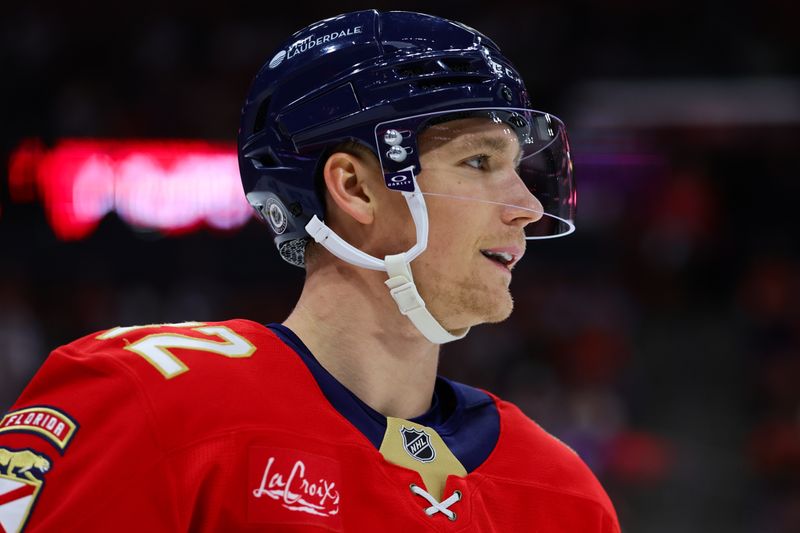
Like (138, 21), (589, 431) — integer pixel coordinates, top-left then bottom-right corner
(8, 139), (44, 203)
(8, 139), (253, 240)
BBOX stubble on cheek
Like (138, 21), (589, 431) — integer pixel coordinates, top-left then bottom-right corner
(414, 259), (515, 329)
(411, 197), (516, 328)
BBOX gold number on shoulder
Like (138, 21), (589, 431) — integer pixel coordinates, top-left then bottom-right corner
(96, 323), (256, 378)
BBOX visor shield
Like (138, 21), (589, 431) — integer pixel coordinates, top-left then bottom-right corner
(374, 107), (575, 239)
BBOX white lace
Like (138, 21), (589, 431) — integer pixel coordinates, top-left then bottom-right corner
(409, 483), (462, 521)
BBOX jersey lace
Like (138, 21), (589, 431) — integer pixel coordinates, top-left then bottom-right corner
(409, 483), (462, 521)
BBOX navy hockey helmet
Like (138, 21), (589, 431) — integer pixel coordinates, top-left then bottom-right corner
(238, 10), (575, 269)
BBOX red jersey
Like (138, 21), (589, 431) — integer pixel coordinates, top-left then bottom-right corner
(0, 319), (619, 532)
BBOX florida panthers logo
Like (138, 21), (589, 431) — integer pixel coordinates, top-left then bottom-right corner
(0, 449), (50, 482)
(400, 427), (436, 463)
(0, 447), (51, 533)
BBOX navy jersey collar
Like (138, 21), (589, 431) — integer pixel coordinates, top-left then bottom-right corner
(267, 322), (498, 472)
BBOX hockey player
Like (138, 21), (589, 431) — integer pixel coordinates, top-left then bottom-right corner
(0, 10), (619, 532)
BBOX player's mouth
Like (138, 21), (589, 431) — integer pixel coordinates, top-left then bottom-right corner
(480, 246), (523, 272)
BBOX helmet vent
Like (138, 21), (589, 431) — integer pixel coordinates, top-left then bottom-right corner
(252, 153), (278, 169)
(279, 238), (308, 267)
(416, 75), (486, 91)
(395, 62), (428, 78)
(253, 96), (272, 134)
(394, 57), (486, 83)
(246, 147), (279, 169)
(440, 58), (475, 73)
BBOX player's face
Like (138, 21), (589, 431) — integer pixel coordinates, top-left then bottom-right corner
(404, 118), (543, 329)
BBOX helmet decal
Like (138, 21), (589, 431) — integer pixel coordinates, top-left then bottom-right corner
(238, 10), (568, 267)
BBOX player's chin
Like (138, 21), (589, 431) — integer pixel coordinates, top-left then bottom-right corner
(481, 291), (515, 324)
(479, 271), (516, 321)
(447, 290), (514, 330)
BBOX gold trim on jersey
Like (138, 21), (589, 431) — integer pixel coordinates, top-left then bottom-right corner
(379, 418), (466, 500)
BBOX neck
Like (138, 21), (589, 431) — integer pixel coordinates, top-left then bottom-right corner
(283, 260), (440, 420)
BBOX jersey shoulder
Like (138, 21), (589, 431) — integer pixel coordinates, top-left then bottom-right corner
(61, 318), (284, 379)
(68, 318), (269, 355)
(0, 319), (281, 530)
(7, 319), (325, 450)
(60, 318), (307, 404)
(488, 396), (617, 520)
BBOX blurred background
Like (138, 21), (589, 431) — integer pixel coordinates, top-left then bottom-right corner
(1, 1), (798, 531)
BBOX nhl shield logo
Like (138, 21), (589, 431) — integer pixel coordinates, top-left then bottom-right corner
(400, 426), (436, 463)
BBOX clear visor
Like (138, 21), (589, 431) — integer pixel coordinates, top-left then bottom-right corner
(374, 107), (575, 239)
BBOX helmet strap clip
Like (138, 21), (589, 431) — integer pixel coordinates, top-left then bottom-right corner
(384, 253), (469, 344)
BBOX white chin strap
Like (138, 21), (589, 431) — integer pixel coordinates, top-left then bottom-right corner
(305, 177), (469, 345)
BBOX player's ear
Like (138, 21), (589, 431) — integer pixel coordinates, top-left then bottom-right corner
(323, 152), (376, 225)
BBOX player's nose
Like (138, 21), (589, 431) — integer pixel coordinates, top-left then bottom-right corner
(500, 170), (544, 228)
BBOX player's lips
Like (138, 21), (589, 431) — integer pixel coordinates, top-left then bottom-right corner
(480, 246), (524, 271)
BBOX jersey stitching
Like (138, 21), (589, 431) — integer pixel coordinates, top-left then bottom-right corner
(160, 425), (376, 458)
(473, 470), (618, 530)
(61, 343), (170, 453)
(470, 395), (614, 509)
(30, 345), (183, 529)
(371, 459), (477, 532)
(58, 343), (183, 528)
(260, 323), (393, 449)
(479, 471), (614, 510)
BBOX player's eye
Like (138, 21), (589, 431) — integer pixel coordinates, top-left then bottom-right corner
(463, 154), (489, 170)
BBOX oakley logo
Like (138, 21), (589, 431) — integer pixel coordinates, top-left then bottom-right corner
(385, 170), (414, 192)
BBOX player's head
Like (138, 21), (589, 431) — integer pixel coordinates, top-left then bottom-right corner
(238, 10), (575, 343)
